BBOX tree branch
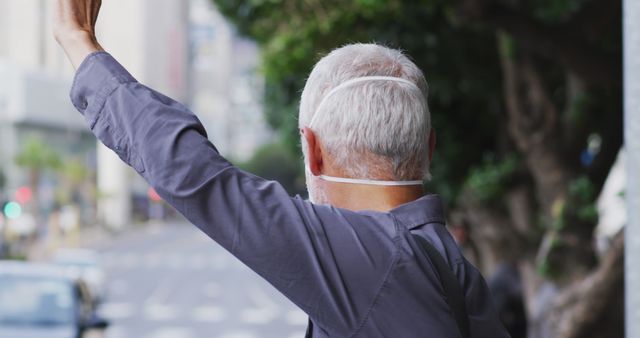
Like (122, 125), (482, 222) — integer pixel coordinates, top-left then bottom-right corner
(458, 1), (620, 88)
(498, 44), (569, 212)
(549, 231), (624, 338)
(456, 182), (536, 274)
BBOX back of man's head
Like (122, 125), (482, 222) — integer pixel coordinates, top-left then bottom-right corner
(299, 43), (431, 181)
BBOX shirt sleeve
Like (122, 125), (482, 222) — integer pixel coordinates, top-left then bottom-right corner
(70, 52), (398, 336)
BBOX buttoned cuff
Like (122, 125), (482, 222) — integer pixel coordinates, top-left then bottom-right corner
(70, 51), (136, 129)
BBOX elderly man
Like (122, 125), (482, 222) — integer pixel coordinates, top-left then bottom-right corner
(53, 1), (509, 337)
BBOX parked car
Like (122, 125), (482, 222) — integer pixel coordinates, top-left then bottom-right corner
(0, 261), (108, 338)
(51, 249), (106, 303)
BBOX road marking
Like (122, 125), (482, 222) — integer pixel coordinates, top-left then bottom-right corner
(211, 255), (230, 269)
(192, 305), (226, 322)
(104, 326), (127, 338)
(144, 304), (177, 321)
(122, 253), (139, 269)
(217, 331), (257, 338)
(145, 275), (175, 304)
(240, 286), (280, 324)
(109, 279), (128, 296)
(145, 327), (193, 338)
(146, 225), (164, 235)
(286, 309), (308, 326)
(144, 253), (162, 268)
(95, 225), (314, 337)
(189, 254), (207, 270)
(143, 274), (179, 321)
(240, 308), (278, 324)
(167, 253), (183, 269)
(191, 231), (213, 244)
(204, 282), (221, 298)
(105, 252), (221, 270)
(288, 332), (307, 338)
(101, 253), (118, 268)
(98, 302), (134, 320)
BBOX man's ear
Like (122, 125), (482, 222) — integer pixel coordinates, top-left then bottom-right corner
(428, 128), (436, 162)
(301, 127), (323, 176)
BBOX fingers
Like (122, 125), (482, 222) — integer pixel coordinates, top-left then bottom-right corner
(84, 0), (92, 28)
(52, 0), (103, 69)
(52, 0), (102, 49)
(83, 0), (99, 28)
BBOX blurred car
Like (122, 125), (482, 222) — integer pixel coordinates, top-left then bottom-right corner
(0, 261), (108, 338)
(51, 249), (105, 303)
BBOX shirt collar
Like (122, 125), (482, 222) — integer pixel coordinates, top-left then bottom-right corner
(389, 194), (445, 229)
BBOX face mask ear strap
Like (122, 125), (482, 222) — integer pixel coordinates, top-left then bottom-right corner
(319, 175), (424, 186)
(305, 166), (423, 186)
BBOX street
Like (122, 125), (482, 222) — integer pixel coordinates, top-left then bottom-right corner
(95, 223), (308, 338)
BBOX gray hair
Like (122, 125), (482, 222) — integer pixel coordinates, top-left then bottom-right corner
(299, 43), (432, 180)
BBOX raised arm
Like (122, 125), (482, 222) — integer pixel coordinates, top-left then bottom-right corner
(52, 1), (399, 336)
(53, 0), (103, 69)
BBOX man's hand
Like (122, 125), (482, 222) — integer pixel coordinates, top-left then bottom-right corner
(52, 0), (104, 70)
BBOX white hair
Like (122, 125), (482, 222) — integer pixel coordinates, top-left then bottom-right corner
(299, 43), (432, 181)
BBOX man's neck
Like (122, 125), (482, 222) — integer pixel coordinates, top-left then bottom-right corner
(326, 183), (425, 212)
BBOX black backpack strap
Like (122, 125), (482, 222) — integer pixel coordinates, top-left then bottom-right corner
(412, 234), (471, 338)
(305, 318), (314, 337)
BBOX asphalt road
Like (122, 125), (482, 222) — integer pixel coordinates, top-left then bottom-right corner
(95, 223), (308, 338)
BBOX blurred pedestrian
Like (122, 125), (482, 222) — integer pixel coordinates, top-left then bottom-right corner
(488, 263), (528, 338)
(449, 216), (482, 269)
(52, 0), (510, 336)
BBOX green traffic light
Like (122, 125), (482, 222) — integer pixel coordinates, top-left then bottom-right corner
(3, 202), (22, 219)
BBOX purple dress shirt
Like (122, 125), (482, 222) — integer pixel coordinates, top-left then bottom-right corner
(70, 52), (509, 338)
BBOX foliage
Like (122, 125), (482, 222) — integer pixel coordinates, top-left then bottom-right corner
(214, 0), (503, 205)
(55, 158), (90, 205)
(529, 0), (590, 22)
(214, 1), (622, 335)
(466, 154), (519, 203)
(237, 141), (306, 196)
(568, 175), (599, 223)
(14, 137), (62, 171)
(60, 159), (89, 185)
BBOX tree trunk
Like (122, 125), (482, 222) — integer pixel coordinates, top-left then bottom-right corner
(452, 31), (623, 338)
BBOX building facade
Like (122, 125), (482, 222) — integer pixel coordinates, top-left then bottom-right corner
(190, 0), (272, 162)
(0, 0), (270, 231)
(0, 0), (94, 229)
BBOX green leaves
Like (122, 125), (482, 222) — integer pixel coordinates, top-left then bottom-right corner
(568, 175), (599, 223)
(237, 141), (305, 195)
(15, 137), (62, 171)
(212, 0), (616, 214)
(530, 0), (588, 23)
(215, 0), (505, 202)
(498, 32), (516, 59)
(465, 154), (519, 203)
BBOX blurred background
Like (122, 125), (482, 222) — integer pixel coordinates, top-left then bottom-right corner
(0, 1), (625, 338)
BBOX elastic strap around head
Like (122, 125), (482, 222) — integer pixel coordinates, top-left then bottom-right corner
(308, 76), (422, 128)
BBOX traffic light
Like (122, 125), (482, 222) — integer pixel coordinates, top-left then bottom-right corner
(147, 187), (162, 203)
(15, 186), (32, 204)
(2, 201), (22, 220)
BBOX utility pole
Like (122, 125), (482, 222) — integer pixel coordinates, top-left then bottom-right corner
(624, 0), (640, 337)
